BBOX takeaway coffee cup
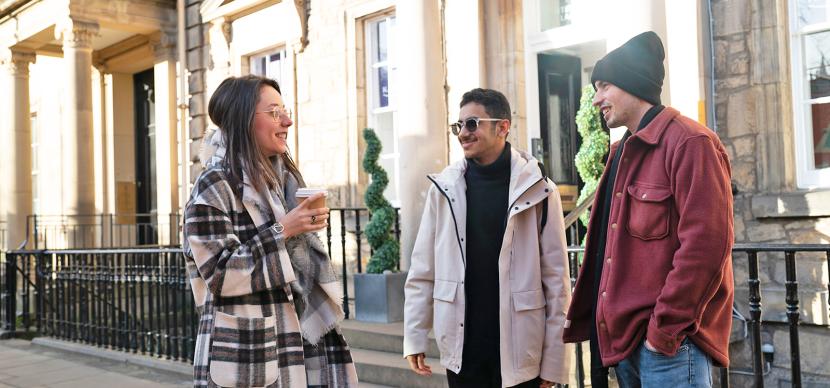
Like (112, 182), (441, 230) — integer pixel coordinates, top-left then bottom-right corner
(296, 188), (328, 209)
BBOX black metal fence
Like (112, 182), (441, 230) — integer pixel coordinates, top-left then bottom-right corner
(23, 214), (183, 250)
(563, 244), (830, 388)
(1, 248), (196, 361)
(2, 231), (828, 387)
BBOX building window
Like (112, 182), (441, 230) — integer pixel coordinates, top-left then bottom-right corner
(31, 113), (39, 214)
(790, 0), (830, 188)
(540, 0), (573, 31)
(366, 15), (399, 205)
(250, 48), (292, 105)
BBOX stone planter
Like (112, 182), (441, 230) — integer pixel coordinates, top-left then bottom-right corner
(353, 272), (407, 323)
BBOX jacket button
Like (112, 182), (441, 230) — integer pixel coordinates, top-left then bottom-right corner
(611, 223), (617, 229)
(451, 198), (455, 202)
(545, 189), (550, 193)
(460, 323), (464, 327)
(642, 193), (647, 199)
(526, 201), (530, 205)
(599, 322), (606, 330)
(616, 192), (622, 198)
(514, 206), (519, 210)
(602, 291), (607, 298)
(606, 257), (612, 264)
(461, 237), (464, 242)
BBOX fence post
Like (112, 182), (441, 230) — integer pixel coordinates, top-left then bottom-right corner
(4, 253), (16, 332)
(784, 251), (802, 387)
(32, 215), (39, 250)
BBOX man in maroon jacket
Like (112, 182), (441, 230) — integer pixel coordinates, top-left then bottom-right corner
(563, 31), (734, 388)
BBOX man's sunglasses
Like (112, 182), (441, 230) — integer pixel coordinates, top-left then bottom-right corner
(449, 117), (503, 136)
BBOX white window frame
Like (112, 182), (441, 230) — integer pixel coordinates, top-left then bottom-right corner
(365, 14), (399, 206)
(249, 47), (293, 109)
(789, 2), (830, 189)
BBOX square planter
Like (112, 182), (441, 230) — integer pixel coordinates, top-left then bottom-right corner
(353, 272), (407, 323)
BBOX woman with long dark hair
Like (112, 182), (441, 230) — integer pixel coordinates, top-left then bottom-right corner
(184, 75), (358, 387)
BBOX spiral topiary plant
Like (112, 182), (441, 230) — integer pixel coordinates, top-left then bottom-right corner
(574, 85), (610, 227)
(362, 128), (401, 274)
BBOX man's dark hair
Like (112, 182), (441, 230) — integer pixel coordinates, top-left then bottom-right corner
(460, 88), (511, 121)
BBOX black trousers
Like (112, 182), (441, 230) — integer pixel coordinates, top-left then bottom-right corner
(447, 365), (542, 388)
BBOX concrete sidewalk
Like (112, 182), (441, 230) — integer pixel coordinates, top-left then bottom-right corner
(0, 339), (190, 387)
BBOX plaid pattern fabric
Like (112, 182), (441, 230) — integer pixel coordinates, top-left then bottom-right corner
(184, 166), (358, 387)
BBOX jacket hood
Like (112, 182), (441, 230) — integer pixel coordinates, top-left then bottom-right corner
(429, 145), (549, 201)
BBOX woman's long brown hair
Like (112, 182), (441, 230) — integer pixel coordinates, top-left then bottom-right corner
(207, 75), (304, 194)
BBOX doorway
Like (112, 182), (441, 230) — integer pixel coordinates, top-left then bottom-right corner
(537, 52), (581, 211)
(133, 68), (157, 245)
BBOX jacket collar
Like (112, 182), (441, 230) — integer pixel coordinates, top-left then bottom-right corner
(428, 146), (546, 201)
(629, 106), (680, 146)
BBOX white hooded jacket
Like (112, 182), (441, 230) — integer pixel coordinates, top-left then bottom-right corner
(403, 147), (573, 386)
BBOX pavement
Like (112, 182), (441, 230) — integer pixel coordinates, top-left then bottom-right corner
(0, 338), (394, 387)
(0, 339), (190, 387)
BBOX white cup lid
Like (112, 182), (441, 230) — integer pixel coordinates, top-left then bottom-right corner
(296, 188), (328, 197)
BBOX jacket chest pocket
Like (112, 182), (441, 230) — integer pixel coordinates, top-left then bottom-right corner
(209, 311), (279, 387)
(625, 184), (672, 240)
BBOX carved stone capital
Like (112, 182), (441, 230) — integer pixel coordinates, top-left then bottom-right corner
(55, 18), (100, 49)
(1, 49), (37, 77)
(210, 17), (233, 44)
(150, 28), (178, 60)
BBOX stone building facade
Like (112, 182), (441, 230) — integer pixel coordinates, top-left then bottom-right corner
(0, 0), (183, 249)
(710, 0), (830, 385)
(0, 0), (828, 384)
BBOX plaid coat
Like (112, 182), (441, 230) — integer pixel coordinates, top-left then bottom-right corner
(183, 166), (358, 387)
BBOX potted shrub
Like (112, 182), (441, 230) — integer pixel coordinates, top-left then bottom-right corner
(353, 128), (405, 322)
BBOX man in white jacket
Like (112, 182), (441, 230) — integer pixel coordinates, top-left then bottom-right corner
(403, 88), (572, 387)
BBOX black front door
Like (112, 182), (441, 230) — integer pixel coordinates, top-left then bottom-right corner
(537, 52), (581, 210)
(134, 69), (157, 245)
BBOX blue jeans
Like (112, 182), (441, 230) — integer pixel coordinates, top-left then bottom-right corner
(614, 338), (713, 388)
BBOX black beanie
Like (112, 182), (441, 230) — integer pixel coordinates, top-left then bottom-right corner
(591, 31), (665, 106)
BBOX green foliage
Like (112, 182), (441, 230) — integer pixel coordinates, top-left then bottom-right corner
(574, 85), (609, 227)
(362, 128), (401, 274)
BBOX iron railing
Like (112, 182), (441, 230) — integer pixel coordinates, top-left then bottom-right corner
(2, 243), (828, 387)
(3, 205), (827, 387)
(24, 214), (183, 250)
(1, 248), (196, 360)
(562, 244), (830, 388)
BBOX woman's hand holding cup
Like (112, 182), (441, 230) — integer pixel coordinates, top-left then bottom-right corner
(281, 192), (329, 238)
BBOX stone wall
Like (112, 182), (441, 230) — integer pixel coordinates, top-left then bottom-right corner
(185, 0), (207, 184)
(711, 0), (830, 385)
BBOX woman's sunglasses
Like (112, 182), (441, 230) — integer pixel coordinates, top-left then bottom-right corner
(449, 117), (503, 136)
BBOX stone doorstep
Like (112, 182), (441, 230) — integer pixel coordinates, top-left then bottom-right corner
(340, 318), (441, 359)
(30, 337), (192, 378)
(351, 348), (447, 388)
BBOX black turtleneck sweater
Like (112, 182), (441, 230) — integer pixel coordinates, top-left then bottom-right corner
(460, 142), (512, 375)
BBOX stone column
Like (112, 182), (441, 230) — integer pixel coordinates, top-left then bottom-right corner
(151, 30), (179, 245)
(1, 49), (36, 250)
(56, 18), (99, 217)
(483, 0), (527, 148)
(396, 0), (448, 270)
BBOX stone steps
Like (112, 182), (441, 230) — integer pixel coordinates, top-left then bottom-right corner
(341, 319), (447, 387)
